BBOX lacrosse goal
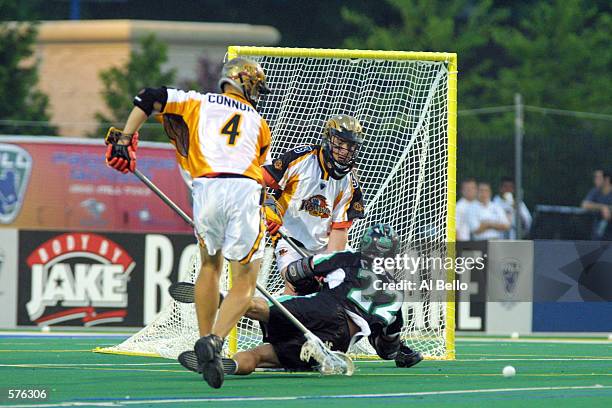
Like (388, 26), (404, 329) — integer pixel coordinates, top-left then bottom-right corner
(96, 46), (457, 360)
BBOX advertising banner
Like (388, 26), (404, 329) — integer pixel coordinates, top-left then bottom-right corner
(0, 137), (192, 233)
(485, 240), (534, 335)
(17, 230), (197, 327)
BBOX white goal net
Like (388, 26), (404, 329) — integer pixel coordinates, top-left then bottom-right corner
(97, 48), (456, 361)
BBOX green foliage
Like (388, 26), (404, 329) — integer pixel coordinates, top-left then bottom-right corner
(343, 0), (612, 207)
(93, 34), (176, 142)
(0, 19), (57, 135)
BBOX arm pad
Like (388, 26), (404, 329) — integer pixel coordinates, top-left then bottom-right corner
(133, 87), (168, 116)
(286, 257), (314, 285)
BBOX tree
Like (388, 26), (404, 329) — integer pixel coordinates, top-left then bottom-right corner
(94, 34), (175, 142)
(0, 16), (57, 135)
(342, 0), (612, 207)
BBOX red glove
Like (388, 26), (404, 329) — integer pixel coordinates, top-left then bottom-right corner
(266, 219), (281, 236)
(105, 127), (139, 174)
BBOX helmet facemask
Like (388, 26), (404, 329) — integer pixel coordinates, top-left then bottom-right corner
(321, 115), (364, 179)
(360, 224), (400, 265)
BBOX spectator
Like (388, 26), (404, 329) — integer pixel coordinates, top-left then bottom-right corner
(456, 178), (477, 241)
(492, 176), (532, 239)
(467, 182), (510, 241)
(582, 169), (605, 203)
(581, 169), (612, 240)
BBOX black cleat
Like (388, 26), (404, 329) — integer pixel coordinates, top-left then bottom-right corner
(395, 345), (423, 368)
(194, 335), (225, 388)
(179, 350), (237, 375)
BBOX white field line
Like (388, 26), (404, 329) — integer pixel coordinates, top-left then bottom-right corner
(1, 385), (610, 407)
(457, 338), (612, 345)
(0, 331), (131, 337)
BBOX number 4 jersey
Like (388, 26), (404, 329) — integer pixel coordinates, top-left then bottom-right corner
(160, 88), (272, 182)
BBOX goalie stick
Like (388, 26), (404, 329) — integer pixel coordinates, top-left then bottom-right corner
(132, 169), (354, 376)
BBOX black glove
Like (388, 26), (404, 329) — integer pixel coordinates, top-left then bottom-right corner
(285, 257), (320, 295)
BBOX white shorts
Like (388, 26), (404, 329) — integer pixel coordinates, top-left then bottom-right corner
(192, 177), (265, 263)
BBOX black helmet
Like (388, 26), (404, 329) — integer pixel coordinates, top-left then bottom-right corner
(360, 223), (400, 262)
(321, 114), (363, 179)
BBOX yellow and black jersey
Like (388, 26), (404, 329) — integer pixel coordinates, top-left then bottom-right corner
(263, 145), (365, 251)
(160, 88), (271, 183)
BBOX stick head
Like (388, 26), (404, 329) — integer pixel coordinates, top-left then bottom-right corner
(320, 351), (355, 376)
(300, 334), (355, 376)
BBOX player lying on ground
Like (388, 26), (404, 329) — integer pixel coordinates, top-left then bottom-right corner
(104, 57), (272, 388)
(262, 115), (366, 294)
(178, 224), (423, 376)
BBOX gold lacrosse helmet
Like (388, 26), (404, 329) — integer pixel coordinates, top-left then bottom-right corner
(322, 114), (364, 178)
(218, 57), (271, 107)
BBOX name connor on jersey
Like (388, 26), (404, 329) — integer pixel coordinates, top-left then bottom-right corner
(207, 94), (255, 113)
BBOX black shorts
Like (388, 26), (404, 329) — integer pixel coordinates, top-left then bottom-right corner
(262, 294), (351, 370)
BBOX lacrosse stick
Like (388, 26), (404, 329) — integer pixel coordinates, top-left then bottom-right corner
(133, 169), (354, 376)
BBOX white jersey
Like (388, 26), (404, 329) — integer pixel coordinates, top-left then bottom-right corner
(263, 145), (365, 251)
(161, 88), (272, 182)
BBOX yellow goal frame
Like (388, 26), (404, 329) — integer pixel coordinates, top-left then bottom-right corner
(227, 46), (457, 360)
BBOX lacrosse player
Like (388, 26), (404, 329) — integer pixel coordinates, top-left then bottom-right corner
(178, 224), (423, 376)
(103, 57), (271, 388)
(262, 115), (366, 293)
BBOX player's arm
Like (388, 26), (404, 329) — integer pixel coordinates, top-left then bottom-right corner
(104, 87), (169, 173)
(328, 173), (365, 248)
(285, 250), (360, 293)
(262, 147), (314, 235)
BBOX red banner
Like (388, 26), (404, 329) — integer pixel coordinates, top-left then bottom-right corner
(0, 137), (191, 233)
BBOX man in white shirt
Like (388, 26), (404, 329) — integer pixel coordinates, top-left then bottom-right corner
(468, 182), (510, 241)
(492, 177), (532, 239)
(456, 178), (478, 241)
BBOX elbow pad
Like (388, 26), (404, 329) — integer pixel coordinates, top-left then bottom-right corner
(133, 87), (168, 116)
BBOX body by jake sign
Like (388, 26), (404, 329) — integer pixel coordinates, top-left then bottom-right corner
(18, 231), (197, 327)
(18, 231), (143, 327)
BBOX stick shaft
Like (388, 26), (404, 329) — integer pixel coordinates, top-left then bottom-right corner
(133, 170), (312, 336)
(277, 228), (308, 258)
(134, 169), (194, 227)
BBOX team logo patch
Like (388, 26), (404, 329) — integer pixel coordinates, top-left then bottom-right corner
(273, 159), (283, 170)
(25, 233), (135, 326)
(279, 248), (288, 256)
(353, 202), (364, 212)
(300, 195), (331, 218)
(0, 144), (32, 224)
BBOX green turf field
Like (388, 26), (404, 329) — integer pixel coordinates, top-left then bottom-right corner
(0, 335), (611, 407)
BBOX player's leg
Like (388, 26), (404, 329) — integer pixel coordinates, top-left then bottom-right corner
(196, 178), (265, 388)
(274, 238), (312, 295)
(243, 296), (270, 322)
(231, 344), (282, 375)
(212, 258), (260, 338)
(190, 177), (231, 388)
(194, 243), (224, 336)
